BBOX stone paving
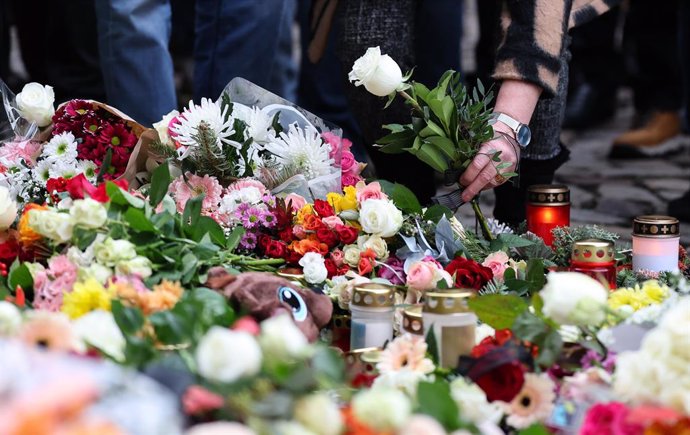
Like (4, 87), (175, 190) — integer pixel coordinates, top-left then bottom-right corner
(456, 89), (690, 246)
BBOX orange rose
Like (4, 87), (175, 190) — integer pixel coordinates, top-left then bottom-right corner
(18, 204), (47, 247)
(302, 214), (325, 232)
(290, 237), (329, 256)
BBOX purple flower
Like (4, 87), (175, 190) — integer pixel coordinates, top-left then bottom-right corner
(377, 256), (406, 285)
(239, 231), (258, 250)
(236, 204), (263, 229)
(581, 349), (616, 373)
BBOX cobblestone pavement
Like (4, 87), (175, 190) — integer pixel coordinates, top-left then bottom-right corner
(455, 90), (690, 246)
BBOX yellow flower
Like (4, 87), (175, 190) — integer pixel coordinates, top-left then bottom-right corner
(340, 186), (358, 211)
(62, 278), (115, 319)
(608, 288), (645, 311)
(607, 280), (670, 313)
(296, 204), (315, 225)
(327, 192), (344, 213)
(640, 280), (669, 304)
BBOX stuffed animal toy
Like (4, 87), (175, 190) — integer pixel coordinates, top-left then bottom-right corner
(206, 268), (333, 342)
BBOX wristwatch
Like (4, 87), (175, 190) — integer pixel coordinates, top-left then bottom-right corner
(492, 112), (532, 147)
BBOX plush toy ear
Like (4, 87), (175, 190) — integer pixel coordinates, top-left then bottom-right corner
(205, 267), (238, 290)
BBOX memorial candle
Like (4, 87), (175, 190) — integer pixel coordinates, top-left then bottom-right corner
(632, 215), (680, 273)
(526, 184), (570, 246)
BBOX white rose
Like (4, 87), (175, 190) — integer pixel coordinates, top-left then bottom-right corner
(94, 237), (137, 266)
(659, 297), (690, 340)
(69, 198), (107, 229)
(348, 47), (404, 97)
(260, 314), (309, 359)
(15, 82), (55, 127)
(449, 378), (503, 424)
(186, 422), (257, 435)
(475, 323), (496, 345)
(358, 199), (403, 238)
(196, 326), (262, 383)
(540, 272), (608, 326)
(153, 110), (180, 145)
(0, 186), (17, 230)
(299, 253), (327, 284)
(352, 388), (411, 431)
(0, 301), (22, 336)
(80, 263), (113, 284)
(116, 256), (153, 278)
(373, 370), (428, 398)
(293, 393), (343, 435)
(273, 422), (318, 435)
(29, 210), (73, 243)
(72, 310), (125, 361)
(342, 244), (361, 267)
(362, 235), (389, 260)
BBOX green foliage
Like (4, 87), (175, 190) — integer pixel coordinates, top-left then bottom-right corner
(416, 381), (467, 431)
(503, 259), (546, 297)
(148, 161), (172, 207)
(512, 310), (563, 367)
(8, 261), (32, 292)
(378, 180), (423, 214)
(468, 294), (529, 329)
(551, 225), (619, 267)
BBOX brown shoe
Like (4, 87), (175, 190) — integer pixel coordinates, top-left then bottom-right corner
(609, 111), (689, 158)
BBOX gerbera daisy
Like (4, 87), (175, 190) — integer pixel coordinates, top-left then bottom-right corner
(169, 173), (223, 213)
(262, 124), (334, 180)
(377, 333), (434, 375)
(501, 373), (556, 429)
(169, 98), (238, 158)
(18, 311), (78, 351)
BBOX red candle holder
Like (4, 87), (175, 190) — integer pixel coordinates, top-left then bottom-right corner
(569, 239), (617, 290)
(526, 184), (570, 246)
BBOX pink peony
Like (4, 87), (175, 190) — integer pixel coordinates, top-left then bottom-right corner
(284, 193), (307, 212)
(482, 251), (510, 280)
(169, 172), (223, 213)
(0, 140), (42, 167)
(355, 181), (388, 203)
(322, 215), (344, 229)
(227, 178), (267, 195)
(580, 402), (643, 435)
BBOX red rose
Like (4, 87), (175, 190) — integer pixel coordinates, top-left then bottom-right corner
(0, 239), (19, 264)
(278, 227), (294, 243)
(266, 240), (288, 259)
(315, 228), (338, 248)
(474, 361), (526, 402)
(257, 234), (272, 252)
(445, 257), (493, 290)
(313, 199), (335, 218)
(286, 250), (302, 265)
(335, 224), (358, 245)
(65, 174), (128, 202)
(325, 258), (338, 278)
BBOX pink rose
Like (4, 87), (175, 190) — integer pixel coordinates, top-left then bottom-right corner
(292, 225), (308, 239)
(406, 261), (439, 292)
(340, 151), (357, 173)
(227, 178), (268, 195)
(284, 193), (307, 212)
(482, 251), (510, 280)
(580, 402), (642, 435)
(323, 132), (352, 160)
(330, 249), (345, 267)
(342, 173), (361, 188)
(183, 385), (225, 416)
(322, 215), (344, 229)
(356, 181), (388, 203)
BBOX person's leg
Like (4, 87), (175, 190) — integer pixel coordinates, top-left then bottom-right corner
(415, 0), (463, 87)
(94, 0), (176, 125)
(194, 0), (298, 101)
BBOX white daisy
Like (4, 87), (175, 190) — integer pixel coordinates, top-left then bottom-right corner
(262, 124), (334, 180)
(43, 132), (78, 162)
(32, 159), (53, 183)
(233, 104), (276, 144)
(48, 159), (78, 179)
(77, 160), (98, 181)
(169, 98), (239, 159)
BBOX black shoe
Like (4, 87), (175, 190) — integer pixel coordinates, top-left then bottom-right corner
(563, 83), (616, 130)
(668, 189), (690, 222)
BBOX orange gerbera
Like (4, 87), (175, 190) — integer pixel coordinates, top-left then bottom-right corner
(18, 204), (47, 247)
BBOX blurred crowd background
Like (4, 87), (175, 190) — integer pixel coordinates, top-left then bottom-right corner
(1, 0), (688, 219)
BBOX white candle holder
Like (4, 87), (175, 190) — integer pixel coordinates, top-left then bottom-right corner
(632, 215), (680, 273)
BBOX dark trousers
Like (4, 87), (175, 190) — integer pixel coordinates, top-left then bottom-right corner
(680, 0), (690, 131)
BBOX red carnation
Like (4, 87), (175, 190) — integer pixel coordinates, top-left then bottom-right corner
(445, 257), (493, 290)
(313, 199), (335, 218)
(335, 224), (358, 245)
(266, 240), (288, 259)
(315, 228), (338, 248)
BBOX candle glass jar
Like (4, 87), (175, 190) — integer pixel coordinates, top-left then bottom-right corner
(569, 239), (617, 289)
(402, 305), (424, 336)
(350, 283), (395, 350)
(331, 314), (351, 352)
(632, 215), (680, 273)
(422, 289), (477, 368)
(526, 184), (570, 246)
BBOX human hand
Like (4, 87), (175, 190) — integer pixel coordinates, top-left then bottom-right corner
(459, 123), (520, 203)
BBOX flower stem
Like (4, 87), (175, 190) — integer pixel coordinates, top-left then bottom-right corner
(398, 90), (424, 115)
(471, 198), (495, 241)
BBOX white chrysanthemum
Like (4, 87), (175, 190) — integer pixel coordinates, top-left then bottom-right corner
(170, 98), (238, 159)
(77, 160), (98, 181)
(262, 124), (334, 179)
(43, 132), (78, 162)
(32, 159), (53, 183)
(234, 144), (264, 176)
(232, 104), (276, 144)
(48, 159), (78, 179)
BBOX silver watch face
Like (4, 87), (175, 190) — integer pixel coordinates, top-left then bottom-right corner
(516, 124), (531, 147)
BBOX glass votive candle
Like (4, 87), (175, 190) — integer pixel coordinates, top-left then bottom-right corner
(350, 283), (395, 350)
(402, 305), (424, 336)
(632, 215), (680, 273)
(526, 184), (570, 246)
(331, 314), (351, 352)
(569, 239), (617, 289)
(422, 289), (477, 369)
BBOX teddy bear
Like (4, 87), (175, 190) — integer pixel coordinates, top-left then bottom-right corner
(205, 268), (333, 342)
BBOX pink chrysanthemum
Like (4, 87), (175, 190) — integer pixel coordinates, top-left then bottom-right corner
(377, 333), (435, 375)
(169, 173), (223, 213)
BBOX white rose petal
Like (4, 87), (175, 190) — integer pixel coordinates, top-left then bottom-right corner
(0, 186), (18, 230)
(196, 326), (262, 383)
(70, 198), (107, 229)
(362, 235), (389, 260)
(29, 210), (73, 243)
(450, 377), (503, 424)
(153, 110), (180, 145)
(0, 301), (22, 336)
(293, 393), (343, 435)
(358, 199), (403, 238)
(115, 256), (153, 279)
(16, 82), (55, 127)
(540, 272), (608, 326)
(93, 237), (137, 267)
(72, 310), (125, 361)
(186, 422), (256, 435)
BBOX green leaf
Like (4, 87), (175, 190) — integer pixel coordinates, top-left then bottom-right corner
(512, 311), (548, 343)
(467, 294), (529, 330)
(377, 126), (417, 154)
(525, 259), (546, 294)
(312, 346), (346, 384)
(149, 311), (189, 344)
(111, 300), (145, 335)
(425, 326), (440, 366)
(73, 227), (98, 250)
(226, 226), (246, 252)
(416, 381), (462, 431)
(536, 329), (563, 366)
(106, 182), (145, 208)
(425, 136), (457, 161)
(97, 148), (113, 183)
(423, 204), (453, 223)
(122, 335), (156, 367)
(149, 161), (172, 207)
(8, 261), (32, 291)
(518, 424), (551, 435)
(409, 143), (448, 173)
(124, 208), (157, 232)
(182, 194), (204, 227)
(192, 216), (226, 245)
(378, 180), (422, 214)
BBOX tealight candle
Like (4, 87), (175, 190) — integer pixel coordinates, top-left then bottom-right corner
(526, 185), (570, 246)
(422, 289), (476, 368)
(569, 239), (617, 289)
(350, 283), (395, 350)
(632, 215), (680, 273)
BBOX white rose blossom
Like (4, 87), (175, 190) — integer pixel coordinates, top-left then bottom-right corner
(299, 253), (328, 284)
(352, 387), (411, 432)
(72, 310), (126, 361)
(195, 326), (262, 383)
(29, 209), (73, 243)
(0, 301), (22, 336)
(115, 256), (153, 279)
(69, 198), (107, 229)
(540, 272), (608, 326)
(15, 82), (55, 127)
(259, 314), (310, 360)
(349, 47), (405, 97)
(0, 186), (17, 230)
(185, 422), (257, 435)
(293, 393), (344, 435)
(93, 237), (137, 267)
(358, 199), (403, 238)
(449, 378), (503, 424)
(360, 235), (389, 260)
(342, 244), (361, 268)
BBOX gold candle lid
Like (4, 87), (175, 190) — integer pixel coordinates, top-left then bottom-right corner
(276, 267), (304, 280)
(527, 184), (570, 206)
(352, 283), (395, 308)
(402, 305), (424, 335)
(345, 347), (381, 364)
(423, 289), (474, 314)
(571, 239), (615, 263)
(633, 215), (680, 238)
